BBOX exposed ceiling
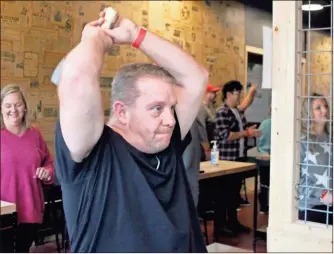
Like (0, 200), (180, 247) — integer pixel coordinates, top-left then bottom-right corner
(240, 0), (332, 31)
(205, 0), (332, 33)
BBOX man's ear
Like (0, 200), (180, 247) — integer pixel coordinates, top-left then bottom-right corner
(112, 101), (128, 125)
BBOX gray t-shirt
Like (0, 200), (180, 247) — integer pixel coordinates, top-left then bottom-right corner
(299, 134), (333, 210)
(182, 123), (201, 206)
(183, 104), (216, 206)
(196, 104), (214, 143)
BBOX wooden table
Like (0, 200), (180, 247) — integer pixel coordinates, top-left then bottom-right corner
(1, 201), (16, 215)
(247, 147), (270, 161)
(199, 160), (258, 252)
(206, 242), (250, 252)
(199, 160), (257, 180)
(1, 200), (17, 252)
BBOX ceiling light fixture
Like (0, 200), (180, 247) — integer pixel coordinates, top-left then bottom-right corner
(301, 3), (324, 11)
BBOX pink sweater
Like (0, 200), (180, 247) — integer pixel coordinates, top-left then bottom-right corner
(1, 127), (55, 224)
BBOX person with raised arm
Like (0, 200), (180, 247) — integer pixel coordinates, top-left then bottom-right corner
(54, 8), (208, 253)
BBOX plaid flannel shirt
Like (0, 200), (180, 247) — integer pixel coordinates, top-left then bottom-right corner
(214, 104), (248, 161)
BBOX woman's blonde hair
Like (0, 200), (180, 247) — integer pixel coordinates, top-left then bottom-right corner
(300, 93), (331, 151)
(0, 84), (29, 129)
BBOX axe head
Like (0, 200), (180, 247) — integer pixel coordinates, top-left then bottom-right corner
(51, 58), (64, 86)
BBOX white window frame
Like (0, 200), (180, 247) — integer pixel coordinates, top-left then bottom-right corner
(267, 1), (333, 252)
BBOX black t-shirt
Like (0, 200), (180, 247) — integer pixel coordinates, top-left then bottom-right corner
(54, 115), (207, 253)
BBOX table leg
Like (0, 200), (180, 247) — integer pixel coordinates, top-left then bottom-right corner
(12, 212), (17, 253)
(252, 169), (258, 253)
(211, 178), (219, 243)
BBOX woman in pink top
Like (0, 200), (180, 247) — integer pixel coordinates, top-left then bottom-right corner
(0, 84), (55, 252)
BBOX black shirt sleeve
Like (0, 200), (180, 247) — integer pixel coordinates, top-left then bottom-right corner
(54, 119), (109, 184)
(170, 112), (192, 156)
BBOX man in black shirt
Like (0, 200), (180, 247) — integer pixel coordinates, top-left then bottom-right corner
(54, 9), (208, 252)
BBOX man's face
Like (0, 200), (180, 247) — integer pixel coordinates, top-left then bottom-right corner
(227, 90), (242, 107)
(127, 77), (177, 154)
(208, 91), (217, 104)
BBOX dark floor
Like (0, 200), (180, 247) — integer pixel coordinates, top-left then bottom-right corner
(30, 192), (268, 253)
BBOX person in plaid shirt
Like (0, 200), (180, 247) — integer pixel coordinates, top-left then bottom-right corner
(214, 80), (261, 237)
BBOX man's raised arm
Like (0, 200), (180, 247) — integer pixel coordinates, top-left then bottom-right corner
(105, 12), (208, 139)
(59, 8), (209, 162)
(136, 31), (208, 139)
(58, 20), (111, 162)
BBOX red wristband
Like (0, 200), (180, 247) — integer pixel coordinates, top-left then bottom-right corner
(132, 28), (147, 48)
(245, 129), (250, 137)
(321, 190), (328, 199)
